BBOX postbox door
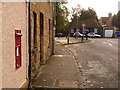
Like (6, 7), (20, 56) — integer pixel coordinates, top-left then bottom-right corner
(15, 30), (22, 70)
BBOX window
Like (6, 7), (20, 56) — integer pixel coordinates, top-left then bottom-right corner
(40, 12), (44, 35)
(40, 12), (44, 61)
(48, 19), (51, 46)
(33, 12), (37, 47)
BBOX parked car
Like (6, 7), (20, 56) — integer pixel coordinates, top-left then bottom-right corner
(73, 32), (83, 38)
(115, 31), (120, 37)
(55, 33), (63, 37)
(88, 32), (101, 38)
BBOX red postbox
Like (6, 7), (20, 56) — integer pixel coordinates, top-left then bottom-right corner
(15, 30), (22, 70)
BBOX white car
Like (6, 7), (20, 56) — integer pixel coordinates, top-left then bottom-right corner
(73, 32), (83, 38)
(88, 32), (101, 38)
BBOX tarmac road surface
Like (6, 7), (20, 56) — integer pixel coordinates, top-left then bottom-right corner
(66, 38), (118, 88)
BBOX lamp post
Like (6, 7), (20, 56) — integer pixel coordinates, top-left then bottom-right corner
(52, 2), (56, 55)
(76, 7), (80, 32)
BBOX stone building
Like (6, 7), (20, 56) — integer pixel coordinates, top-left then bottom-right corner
(29, 2), (54, 81)
(99, 13), (114, 37)
(0, 1), (55, 88)
(99, 13), (113, 27)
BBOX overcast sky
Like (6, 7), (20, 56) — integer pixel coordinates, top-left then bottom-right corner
(65, 0), (120, 19)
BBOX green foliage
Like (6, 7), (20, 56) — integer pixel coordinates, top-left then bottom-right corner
(79, 8), (98, 21)
(118, 11), (120, 29)
(112, 11), (120, 30)
(70, 4), (81, 26)
(56, 2), (70, 33)
(56, 3), (99, 34)
(112, 15), (118, 27)
(70, 6), (99, 27)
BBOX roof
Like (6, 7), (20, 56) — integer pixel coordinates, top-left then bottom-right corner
(70, 19), (102, 28)
(100, 17), (109, 24)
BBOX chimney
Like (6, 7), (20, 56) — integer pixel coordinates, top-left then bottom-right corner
(108, 13), (112, 18)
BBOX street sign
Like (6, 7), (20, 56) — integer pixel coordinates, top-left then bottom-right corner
(82, 24), (85, 27)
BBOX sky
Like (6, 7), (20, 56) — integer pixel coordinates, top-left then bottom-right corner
(65, 0), (120, 19)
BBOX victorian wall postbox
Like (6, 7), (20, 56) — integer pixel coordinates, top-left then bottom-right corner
(15, 30), (22, 70)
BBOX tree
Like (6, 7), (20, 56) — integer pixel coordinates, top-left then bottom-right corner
(56, 2), (69, 34)
(112, 14), (118, 27)
(79, 8), (98, 21)
(70, 7), (99, 27)
(70, 4), (81, 27)
(117, 11), (120, 30)
(112, 11), (120, 30)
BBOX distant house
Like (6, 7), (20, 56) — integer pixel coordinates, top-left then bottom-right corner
(99, 13), (115, 37)
(70, 19), (102, 36)
(99, 13), (113, 28)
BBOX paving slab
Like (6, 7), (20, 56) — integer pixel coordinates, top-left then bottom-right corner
(59, 80), (78, 88)
(32, 47), (79, 88)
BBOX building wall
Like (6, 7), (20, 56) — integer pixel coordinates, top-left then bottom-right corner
(99, 18), (102, 25)
(106, 17), (113, 27)
(2, 2), (28, 88)
(30, 2), (53, 80)
(0, 1), (2, 89)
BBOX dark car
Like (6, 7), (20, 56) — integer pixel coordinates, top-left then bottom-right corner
(55, 33), (63, 37)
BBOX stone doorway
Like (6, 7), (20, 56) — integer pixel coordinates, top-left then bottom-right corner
(40, 12), (44, 64)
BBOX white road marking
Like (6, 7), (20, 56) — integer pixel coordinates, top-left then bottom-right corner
(103, 41), (113, 47)
(108, 43), (112, 46)
(103, 42), (106, 44)
(72, 49), (77, 56)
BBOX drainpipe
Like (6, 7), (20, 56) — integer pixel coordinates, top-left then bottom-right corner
(28, 0), (31, 88)
(25, 0), (29, 88)
(52, 2), (56, 55)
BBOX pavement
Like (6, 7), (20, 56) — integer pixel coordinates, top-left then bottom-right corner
(31, 38), (80, 88)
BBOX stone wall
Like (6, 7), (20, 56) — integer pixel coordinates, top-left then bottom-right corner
(30, 2), (53, 80)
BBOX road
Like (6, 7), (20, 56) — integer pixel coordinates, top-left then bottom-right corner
(57, 38), (118, 88)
